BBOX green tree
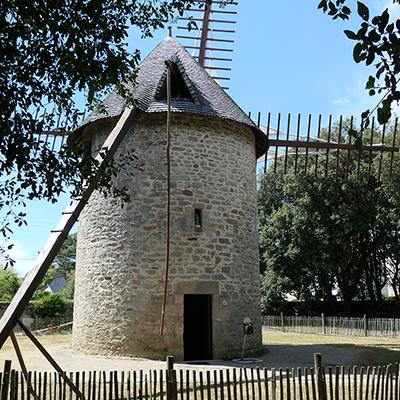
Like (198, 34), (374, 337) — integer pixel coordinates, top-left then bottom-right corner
(0, 268), (21, 301)
(42, 233), (76, 300)
(0, 0), (197, 267)
(258, 151), (400, 315)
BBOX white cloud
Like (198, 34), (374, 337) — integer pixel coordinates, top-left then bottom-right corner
(331, 73), (376, 117)
(333, 96), (351, 106)
(384, 1), (400, 21)
(8, 241), (35, 277)
(371, 0), (400, 20)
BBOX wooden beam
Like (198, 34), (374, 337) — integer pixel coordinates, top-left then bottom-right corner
(267, 139), (400, 153)
(17, 319), (82, 399)
(0, 107), (135, 348)
(198, 1), (212, 66)
(10, 332), (39, 400)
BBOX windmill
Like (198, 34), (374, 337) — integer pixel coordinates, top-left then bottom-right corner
(0, 0), (399, 392)
(0, 0), (257, 390)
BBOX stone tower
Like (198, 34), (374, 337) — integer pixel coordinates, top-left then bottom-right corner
(72, 37), (266, 360)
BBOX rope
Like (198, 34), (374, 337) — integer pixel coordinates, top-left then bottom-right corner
(160, 60), (172, 336)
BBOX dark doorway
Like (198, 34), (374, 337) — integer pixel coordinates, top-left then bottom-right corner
(184, 294), (212, 360)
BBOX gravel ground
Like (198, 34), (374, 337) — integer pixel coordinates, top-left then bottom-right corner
(2, 331), (400, 372)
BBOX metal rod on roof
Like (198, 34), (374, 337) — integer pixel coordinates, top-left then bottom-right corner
(160, 60), (172, 336)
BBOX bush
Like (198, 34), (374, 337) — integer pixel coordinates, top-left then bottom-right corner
(0, 268), (21, 301)
(31, 291), (66, 319)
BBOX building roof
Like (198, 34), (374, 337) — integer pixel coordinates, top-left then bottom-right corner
(73, 37), (266, 158)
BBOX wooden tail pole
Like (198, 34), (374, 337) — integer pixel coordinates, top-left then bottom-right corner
(198, 0), (212, 67)
(0, 107), (135, 349)
(9, 332), (39, 400)
(160, 60), (172, 336)
(17, 319), (83, 399)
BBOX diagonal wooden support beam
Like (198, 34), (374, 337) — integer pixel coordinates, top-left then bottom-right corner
(0, 106), (135, 348)
(17, 319), (82, 399)
(9, 331), (39, 400)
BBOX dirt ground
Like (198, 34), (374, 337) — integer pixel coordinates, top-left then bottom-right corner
(1, 329), (400, 372)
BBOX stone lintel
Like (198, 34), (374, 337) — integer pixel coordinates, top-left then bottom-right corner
(175, 281), (219, 295)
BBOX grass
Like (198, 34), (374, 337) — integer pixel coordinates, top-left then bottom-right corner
(263, 329), (400, 366)
(0, 333), (72, 353)
(263, 329), (400, 347)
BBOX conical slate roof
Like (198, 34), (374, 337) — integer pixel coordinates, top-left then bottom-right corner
(74, 37), (266, 157)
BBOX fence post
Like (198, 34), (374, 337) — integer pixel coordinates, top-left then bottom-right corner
(321, 313), (325, 334)
(363, 314), (367, 337)
(1, 360), (12, 400)
(280, 312), (284, 332)
(314, 353), (326, 400)
(166, 356), (176, 400)
(167, 356), (174, 371)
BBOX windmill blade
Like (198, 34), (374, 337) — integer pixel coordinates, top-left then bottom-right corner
(176, 0), (238, 90)
(26, 106), (88, 153)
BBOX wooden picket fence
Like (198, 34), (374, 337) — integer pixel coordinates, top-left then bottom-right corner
(1, 358), (400, 400)
(262, 315), (400, 338)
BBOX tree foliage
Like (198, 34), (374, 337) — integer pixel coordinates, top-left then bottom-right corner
(0, 0), (196, 267)
(0, 267), (21, 301)
(259, 122), (400, 315)
(319, 0), (400, 126)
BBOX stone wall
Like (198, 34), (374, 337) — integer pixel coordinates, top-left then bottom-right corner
(73, 111), (262, 360)
(0, 302), (73, 329)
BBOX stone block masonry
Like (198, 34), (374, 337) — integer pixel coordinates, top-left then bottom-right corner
(73, 111), (262, 360)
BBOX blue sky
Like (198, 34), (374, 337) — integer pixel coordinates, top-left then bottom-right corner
(9, 0), (397, 276)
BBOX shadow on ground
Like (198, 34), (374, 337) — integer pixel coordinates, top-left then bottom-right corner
(185, 343), (400, 369)
(2, 336), (400, 372)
